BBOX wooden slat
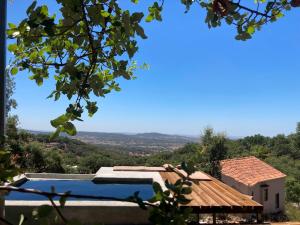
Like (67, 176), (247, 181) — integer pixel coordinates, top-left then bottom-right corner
(207, 178), (256, 207)
(200, 181), (241, 207)
(208, 176), (261, 207)
(191, 184), (221, 206)
(160, 172), (208, 206)
(194, 181), (233, 206)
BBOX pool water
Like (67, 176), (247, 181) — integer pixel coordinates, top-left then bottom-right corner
(6, 180), (154, 201)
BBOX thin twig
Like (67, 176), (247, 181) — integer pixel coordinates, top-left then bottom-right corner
(230, 1), (272, 18)
(48, 197), (68, 224)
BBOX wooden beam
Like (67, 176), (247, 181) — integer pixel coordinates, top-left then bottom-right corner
(183, 205), (263, 214)
(212, 213), (216, 224)
(256, 212), (263, 224)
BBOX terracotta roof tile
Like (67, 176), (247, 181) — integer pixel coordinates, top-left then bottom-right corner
(220, 156), (286, 186)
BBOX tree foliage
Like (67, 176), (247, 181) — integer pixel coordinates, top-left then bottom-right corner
(5, 72), (17, 117)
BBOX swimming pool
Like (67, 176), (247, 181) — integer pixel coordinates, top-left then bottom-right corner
(6, 179), (154, 201)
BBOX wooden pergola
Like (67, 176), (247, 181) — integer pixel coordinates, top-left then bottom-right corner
(160, 170), (263, 224)
(113, 165), (263, 224)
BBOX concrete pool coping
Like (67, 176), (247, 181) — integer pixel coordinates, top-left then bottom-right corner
(25, 173), (95, 180)
(95, 167), (166, 190)
(7, 173), (96, 186)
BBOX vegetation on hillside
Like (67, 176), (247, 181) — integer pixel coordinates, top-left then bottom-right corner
(6, 118), (300, 213)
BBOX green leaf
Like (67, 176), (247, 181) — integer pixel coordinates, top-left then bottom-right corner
(26, 0), (37, 14)
(8, 23), (16, 29)
(177, 196), (191, 204)
(100, 10), (110, 18)
(135, 25), (147, 39)
(59, 195), (68, 207)
(181, 187), (192, 195)
(247, 25), (255, 35)
(50, 114), (69, 128)
(86, 101), (98, 117)
(225, 16), (233, 25)
(181, 162), (195, 176)
(131, 191), (147, 210)
(40, 5), (49, 16)
(153, 182), (163, 194)
(275, 12), (284, 19)
(8, 44), (18, 52)
(50, 127), (61, 140)
(63, 122), (77, 136)
(131, 12), (144, 22)
(145, 14), (154, 22)
(11, 67), (18, 75)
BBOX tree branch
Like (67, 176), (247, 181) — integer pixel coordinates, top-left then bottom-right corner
(48, 197), (68, 224)
(230, 1), (272, 18)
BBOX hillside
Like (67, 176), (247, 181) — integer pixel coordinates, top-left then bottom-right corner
(74, 131), (197, 153)
(28, 130), (198, 154)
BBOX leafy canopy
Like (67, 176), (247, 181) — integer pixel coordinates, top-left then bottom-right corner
(7, 0), (297, 136)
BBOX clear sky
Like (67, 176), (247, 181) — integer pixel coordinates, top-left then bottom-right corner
(7, 1), (300, 137)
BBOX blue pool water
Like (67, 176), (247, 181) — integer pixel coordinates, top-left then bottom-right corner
(6, 180), (154, 201)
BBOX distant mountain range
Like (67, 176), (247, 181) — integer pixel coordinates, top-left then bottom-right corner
(28, 130), (198, 153)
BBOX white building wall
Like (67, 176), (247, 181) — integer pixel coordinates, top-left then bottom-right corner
(221, 174), (285, 214)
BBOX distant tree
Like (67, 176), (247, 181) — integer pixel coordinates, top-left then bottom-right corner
(6, 115), (19, 141)
(78, 154), (113, 173)
(286, 179), (300, 206)
(200, 128), (228, 179)
(251, 145), (270, 159)
(45, 150), (65, 173)
(240, 134), (270, 151)
(289, 122), (300, 160)
(5, 73), (17, 117)
(208, 136), (228, 179)
(23, 142), (46, 172)
(201, 127), (214, 146)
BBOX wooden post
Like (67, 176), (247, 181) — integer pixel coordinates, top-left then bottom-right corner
(212, 213), (216, 224)
(256, 212), (263, 224)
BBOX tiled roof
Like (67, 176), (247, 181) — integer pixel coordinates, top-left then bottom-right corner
(220, 156), (286, 186)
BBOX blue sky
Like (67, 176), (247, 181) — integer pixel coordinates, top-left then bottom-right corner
(7, 1), (300, 137)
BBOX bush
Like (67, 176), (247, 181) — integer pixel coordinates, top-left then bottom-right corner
(285, 202), (300, 221)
